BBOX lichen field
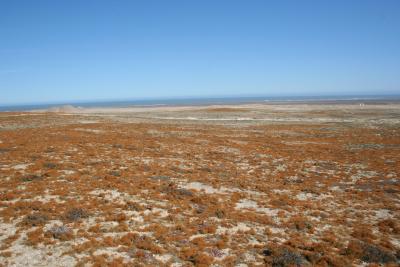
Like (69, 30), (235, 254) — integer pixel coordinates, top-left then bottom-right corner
(0, 104), (399, 266)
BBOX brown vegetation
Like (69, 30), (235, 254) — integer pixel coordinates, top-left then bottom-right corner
(0, 108), (399, 266)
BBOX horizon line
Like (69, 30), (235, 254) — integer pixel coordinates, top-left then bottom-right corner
(2, 93), (400, 107)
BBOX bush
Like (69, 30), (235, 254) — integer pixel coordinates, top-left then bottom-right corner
(360, 243), (397, 263)
(264, 246), (304, 267)
(272, 249), (304, 267)
(21, 174), (42, 182)
(43, 162), (57, 169)
(65, 208), (88, 221)
(22, 213), (48, 227)
(46, 225), (73, 241)
(344, 240), (397, 264)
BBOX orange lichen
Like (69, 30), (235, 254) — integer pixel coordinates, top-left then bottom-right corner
(26, 227), (45, 246)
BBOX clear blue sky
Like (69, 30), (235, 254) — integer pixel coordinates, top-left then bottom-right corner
(1, 0), (399, 105)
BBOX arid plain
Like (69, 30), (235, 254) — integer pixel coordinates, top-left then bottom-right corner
(0, 102), (399, 266)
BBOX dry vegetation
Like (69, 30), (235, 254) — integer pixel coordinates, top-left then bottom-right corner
(0, 104), (399, 266)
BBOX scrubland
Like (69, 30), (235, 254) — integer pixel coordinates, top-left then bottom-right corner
(0, 102), (399, 266)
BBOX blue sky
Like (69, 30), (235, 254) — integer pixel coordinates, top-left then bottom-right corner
(1, 0), (400, 105)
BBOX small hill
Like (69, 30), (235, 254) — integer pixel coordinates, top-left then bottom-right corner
(47, 105), (83, 113)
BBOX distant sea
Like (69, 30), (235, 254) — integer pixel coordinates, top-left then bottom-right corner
(1, 95), (400, 112)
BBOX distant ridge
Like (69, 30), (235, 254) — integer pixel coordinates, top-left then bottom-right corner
(46, 105), (83, 113)
(1, 95), (400, 112)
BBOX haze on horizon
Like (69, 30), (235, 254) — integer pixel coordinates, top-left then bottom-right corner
(1, 0), (400, 105)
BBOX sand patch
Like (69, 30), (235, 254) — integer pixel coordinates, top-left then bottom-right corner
(12, 163), (32, 170)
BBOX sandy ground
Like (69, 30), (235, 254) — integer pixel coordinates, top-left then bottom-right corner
(30, 102), (400, 125)
(0, 102), (399, 266)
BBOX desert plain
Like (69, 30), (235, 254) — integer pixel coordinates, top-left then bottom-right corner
(0, 101), (399, 266)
